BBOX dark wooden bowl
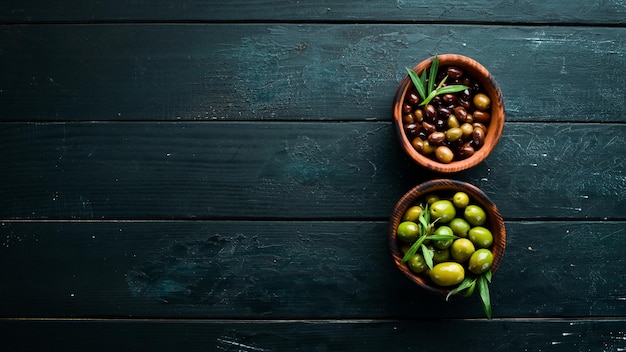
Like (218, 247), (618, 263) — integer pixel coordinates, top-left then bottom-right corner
(393, 54), (505, 173)
(388, 179), (506, 297)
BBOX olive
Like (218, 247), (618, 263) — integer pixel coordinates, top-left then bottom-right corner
(397, 221), (420, 243)
(435, 145), (454, 163)
(446, 66), (464, 79)
(403, 103), (412, 113)
(442, 93), (457, 106)
(433, 226), (454, 249)
(423, 104), (437, 120)
(407, 92), (420, 105)
(473, 110), (491, 124)
(460, 123), (474, 139)
(421, 140), (435, 155)
(452, 191), (470, 208)
(428, 131), (446, 146)
(448, 217), (471, 237)
(421, 121), (437, 134)
(424, 194), (440, 206)
(408, 253), (427, 274)
(473, 93), (491, 111)
(429, 200), (456, 223)
(413, 109), (424, 122)
(445, 127), (463, 142)
(411, 138), (424, 152)
(471, 128), (486, 149)
(437, 107), (451, 119)
(454, 106), (468, 122)
(468, 226), (493, 248)
(430, 262), (465, 287)
(403, 113), (415, 124)
(447, 114), (460, 129)
(468, 248), (494, 274)
(433, 247), (451, 264)
(458, 142), (475, 159)
(472, 122), (487, 132)
(403, 205), (423, 222)
(404, 123), (419, 139)
(450, 238), (476, 263)
(464, 205), (487, 226)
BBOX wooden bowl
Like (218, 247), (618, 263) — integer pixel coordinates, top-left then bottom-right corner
(393, 54), (505, 173)
(388, 179), (506, 297)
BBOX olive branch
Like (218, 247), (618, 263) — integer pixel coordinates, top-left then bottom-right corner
(405, 55), (469, 107)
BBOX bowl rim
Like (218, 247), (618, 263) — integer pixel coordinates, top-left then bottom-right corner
(387, 179), (506, 296)
(393, 54), (505, 173)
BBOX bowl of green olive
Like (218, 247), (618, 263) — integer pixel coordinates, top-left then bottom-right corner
(388, 179), (506, 318)
(393, 54), (505, 173)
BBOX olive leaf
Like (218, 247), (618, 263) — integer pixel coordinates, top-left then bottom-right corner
(425, 234), (458, 241)
(404, 54), (468, 107)
(421, 244), (434, 270)
(428, 55), (439, 95)
(401, 205), (430, 263)
(484, 269), (492, 283)
(463, 280), (476, 297)
(478, 274), (492, 319)
(446, 276), (475, 301)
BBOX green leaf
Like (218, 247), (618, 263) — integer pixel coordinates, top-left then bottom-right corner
(405, 67), (426, 101)
(446, 276), (475, 301)
(425, 234), (459, 241)
(484, 270), (492, 283)
(401, 232), (427, 263)
(428, 55), (439, 95)
(419, 90), (438, 106)
(436, 84), (469, 95)
(421, 244), (434, 270)
(463, 280), (476, 297)
(478, 275), (492, 319)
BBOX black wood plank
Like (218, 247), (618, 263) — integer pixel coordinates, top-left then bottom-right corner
(2, 318), (626, 351)
(0, 0), (624, 25)
(1, 221), (624, 319)
(0, 25), (623, 122)
(0, 122), (624, 220)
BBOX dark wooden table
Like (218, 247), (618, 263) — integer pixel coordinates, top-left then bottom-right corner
(1, 1), (625, 351)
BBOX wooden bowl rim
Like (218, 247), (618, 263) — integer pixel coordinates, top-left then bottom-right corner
(393, 54), (505, 173)
(388, 179), (506, 296)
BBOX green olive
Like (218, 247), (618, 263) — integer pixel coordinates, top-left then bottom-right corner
(448, 218), (471, 238)
(464, 205), (487, 226)
(430, 200), (456, 223)
(468, 248), (494, 274)
(473, 93), (491, 111)
(408, 253), (427, 274)
(433, 247), (450, 264)
(450, 238), (475, 263)
(445, 127), (463, 142)
(460, 123), (474, 139)
(468, 226), (493, 248)
(447, 114), (460, 129)
(403, 205), (423, 222)
(430, 262), (465, 286)
(397, 221), (419, 243)
(452, 191), (470, 208)
(424, 194), (440, 206)
(422, 140), (435, 155)
(433, 226), (454, 249)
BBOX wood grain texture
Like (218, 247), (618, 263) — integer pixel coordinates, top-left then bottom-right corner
(1, 221), (624, 319)
(0, 122), (624, 220)
(2, 318), (626, 351)
(0, 25), (623, 122)
(0, 0), (624, 24)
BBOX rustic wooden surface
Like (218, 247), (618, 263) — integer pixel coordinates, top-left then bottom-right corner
(1, 1), (625, 351)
